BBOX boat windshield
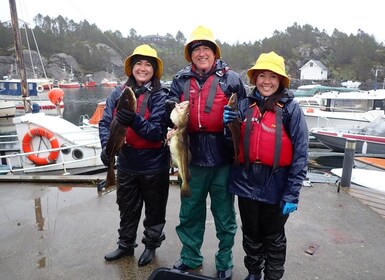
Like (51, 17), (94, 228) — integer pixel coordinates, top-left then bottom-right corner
(361, 116), (385, 136)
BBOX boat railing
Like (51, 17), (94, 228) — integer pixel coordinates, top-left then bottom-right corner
(0, 140), (102, 175)
(316, 115), (333, 128)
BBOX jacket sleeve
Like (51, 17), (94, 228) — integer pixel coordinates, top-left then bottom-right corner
(219, 69), (247, 101)
(98, 87), (121, 148)
(283, 100), (309, 203)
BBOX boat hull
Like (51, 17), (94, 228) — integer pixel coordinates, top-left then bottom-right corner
(310, 130), (385, 154)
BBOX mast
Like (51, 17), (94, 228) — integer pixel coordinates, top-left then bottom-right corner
(9, 0), (32, 113)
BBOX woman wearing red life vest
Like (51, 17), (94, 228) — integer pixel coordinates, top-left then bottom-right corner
(99, 45), (170, 267)
(224, 52), (309, 280)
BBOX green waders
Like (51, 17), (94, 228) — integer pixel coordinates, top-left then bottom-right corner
(176, 165), (237, 271)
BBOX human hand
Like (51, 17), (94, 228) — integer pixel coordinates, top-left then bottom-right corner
(223, 105), (237, 124)
(116, 108), (135, 126)
(282, 202), (297, 215)
(165, 100), (176, 115)
(100, 147), (109, 167)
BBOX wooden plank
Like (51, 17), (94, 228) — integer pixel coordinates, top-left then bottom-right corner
(345, 186), (385, 218)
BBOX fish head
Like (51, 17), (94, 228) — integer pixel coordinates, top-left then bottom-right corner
(170, 100), (189, 128)
(117, 87), (137, 111)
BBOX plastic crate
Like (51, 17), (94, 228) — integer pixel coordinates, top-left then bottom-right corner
(147, 267), (215, 280)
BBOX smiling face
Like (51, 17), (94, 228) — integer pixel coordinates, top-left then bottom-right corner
(132, 59), (154, 85)
(255, 70), (282, 97)
(190, 45), (215, 73)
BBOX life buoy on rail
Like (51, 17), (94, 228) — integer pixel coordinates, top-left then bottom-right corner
(37, 85), (44, 93)
(22, 128), (60, 166)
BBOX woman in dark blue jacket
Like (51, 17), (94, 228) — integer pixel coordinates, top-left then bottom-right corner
(98, 44), (170, 267)
(224, 52), (308, 280)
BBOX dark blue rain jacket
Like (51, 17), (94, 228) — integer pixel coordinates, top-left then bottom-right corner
(228, 89), (309, 206)
(99, 86), (170, 174)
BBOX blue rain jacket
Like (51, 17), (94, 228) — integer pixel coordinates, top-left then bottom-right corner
(228, 89), (309, 206)
(99, 85), (170, 174)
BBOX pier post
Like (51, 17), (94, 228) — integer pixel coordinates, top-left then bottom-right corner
(341, 139), (356, 188)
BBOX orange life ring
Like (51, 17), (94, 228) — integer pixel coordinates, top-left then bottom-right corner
(22, 128), (60, 166)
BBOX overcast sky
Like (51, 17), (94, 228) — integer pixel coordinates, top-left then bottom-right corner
(1, 0), (384, 45)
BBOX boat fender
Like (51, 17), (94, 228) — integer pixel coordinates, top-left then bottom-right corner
(22, 128), (60, 166)
(48, 88), (64, 105)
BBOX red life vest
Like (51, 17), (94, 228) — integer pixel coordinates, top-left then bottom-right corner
(238, 104), (293, 167)
(124, 92), (163, 149)
(183, 75), (228, 132)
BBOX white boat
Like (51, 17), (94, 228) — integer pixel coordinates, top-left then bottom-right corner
(310, 115), (385, 154)
(0, 112), (104, 175)
(0, 17), (63, 117)
(0, 1), (103, 176)
(301, 88), (385, 130)
(0, 99), (16, 118)
(0, 78), (65, 117)
(331, 168), (385, 193)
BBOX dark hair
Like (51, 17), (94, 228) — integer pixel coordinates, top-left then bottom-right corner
(130, 55), (158, 73)
(263, 87), (285, 111)
(253, 86), (285, 113)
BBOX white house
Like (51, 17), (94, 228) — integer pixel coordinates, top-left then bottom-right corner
(299, 60), (328, 80)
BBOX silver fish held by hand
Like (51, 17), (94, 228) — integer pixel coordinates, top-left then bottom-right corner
(227, 93), (240, 165)
(169, 100), (191, 197)
(105, 87), (137, 189)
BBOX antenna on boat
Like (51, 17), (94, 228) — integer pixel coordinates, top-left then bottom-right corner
(9, 0), (32, 113)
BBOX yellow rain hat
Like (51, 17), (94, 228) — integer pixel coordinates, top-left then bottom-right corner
(124, 44), (163, 79)
(247, 51), (290, 88)
(184, 25), (221, 62)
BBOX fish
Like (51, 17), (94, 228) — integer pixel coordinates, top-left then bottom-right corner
(104, 86), (137, 190)
(169, 100), (191, 197)
(227, 93), (241, 165)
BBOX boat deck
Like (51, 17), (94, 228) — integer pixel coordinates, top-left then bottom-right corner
(1, 173), (385, 280)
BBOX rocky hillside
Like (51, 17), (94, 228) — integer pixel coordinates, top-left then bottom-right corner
(0, 43), (125, 84)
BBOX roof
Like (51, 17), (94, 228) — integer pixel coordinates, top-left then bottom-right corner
(299, 59), (328, 70)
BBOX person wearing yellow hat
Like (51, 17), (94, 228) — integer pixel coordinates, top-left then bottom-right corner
(224, 51), (309, 280)
(99, 44), (170, 267)
(166, 25), (247, 280)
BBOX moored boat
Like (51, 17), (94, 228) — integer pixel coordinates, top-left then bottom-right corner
(310, 115), (385, 154)
(0, 112), (104, 175)
(0, 79), (64, 116)
(295, 87), (385, 130)
(331, 168), (385, 193)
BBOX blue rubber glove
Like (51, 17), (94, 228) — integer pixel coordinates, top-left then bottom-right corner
(223, 105), (238, 124)
(282, 202), (297, 215)
(116, 108), (135, 126)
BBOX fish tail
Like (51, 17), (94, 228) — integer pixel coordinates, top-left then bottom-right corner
(105, 166), (116, 189)
(180, 181), (191, 197)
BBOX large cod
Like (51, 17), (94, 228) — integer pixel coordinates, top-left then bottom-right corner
(169, 100), (191, 197)
(104, 87), (137, 190)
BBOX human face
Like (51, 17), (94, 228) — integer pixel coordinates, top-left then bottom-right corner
(132, 60), (154, 85)
(191, 45), (215, 73)
(255, 70), (281, 97)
